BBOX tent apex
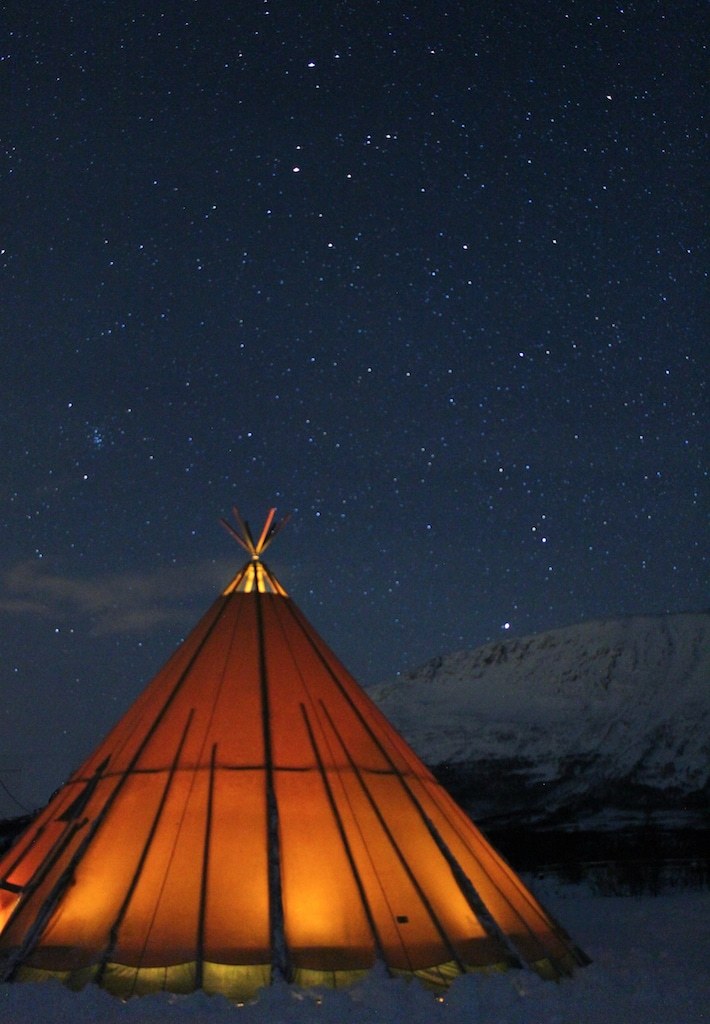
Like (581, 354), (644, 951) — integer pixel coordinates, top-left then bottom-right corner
(220, 506), (291, 595)
(220, 505), (291, 560)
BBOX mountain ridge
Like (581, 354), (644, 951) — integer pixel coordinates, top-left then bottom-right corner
(370, 611), (709, 832)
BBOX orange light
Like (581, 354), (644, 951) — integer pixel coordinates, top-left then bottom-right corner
(0, 890), (19, 932)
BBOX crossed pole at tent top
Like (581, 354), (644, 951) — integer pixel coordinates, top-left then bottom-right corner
(220, 506), (291, 560)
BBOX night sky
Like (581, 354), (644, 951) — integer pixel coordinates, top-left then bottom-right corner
(1, 2), (707, 813)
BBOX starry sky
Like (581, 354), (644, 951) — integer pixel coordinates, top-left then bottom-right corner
(1, 1), (707, 813)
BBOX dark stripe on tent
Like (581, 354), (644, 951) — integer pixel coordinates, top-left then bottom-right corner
(254, 587), (289, 984)
(95, 709), (196, 991)
(298, 702), (387, 969)
(0, 818), (87, 976)
(318, 700), (467, 976)
(195, 743), (217, 989)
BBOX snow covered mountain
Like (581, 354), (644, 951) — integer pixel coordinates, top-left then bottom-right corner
(371, 612), (710, 833)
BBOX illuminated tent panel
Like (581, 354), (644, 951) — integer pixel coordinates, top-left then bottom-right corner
(0, 508), (588, 999)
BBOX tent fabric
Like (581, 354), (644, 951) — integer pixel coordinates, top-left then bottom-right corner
(0, 523), (588, 999)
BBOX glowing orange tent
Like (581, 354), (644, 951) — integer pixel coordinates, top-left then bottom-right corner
(0, 508), (587, 999)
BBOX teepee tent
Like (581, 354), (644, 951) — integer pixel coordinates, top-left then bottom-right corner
(0, 509), (587, 1000)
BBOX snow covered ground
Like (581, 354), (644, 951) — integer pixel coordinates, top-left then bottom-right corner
(1, 883), (708, 1024)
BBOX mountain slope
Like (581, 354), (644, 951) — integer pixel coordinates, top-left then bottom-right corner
(370, 612), (710, 831)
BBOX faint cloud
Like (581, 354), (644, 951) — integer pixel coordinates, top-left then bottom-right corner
(0, 558), (237, 636)
(0, 595), (48, 616)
